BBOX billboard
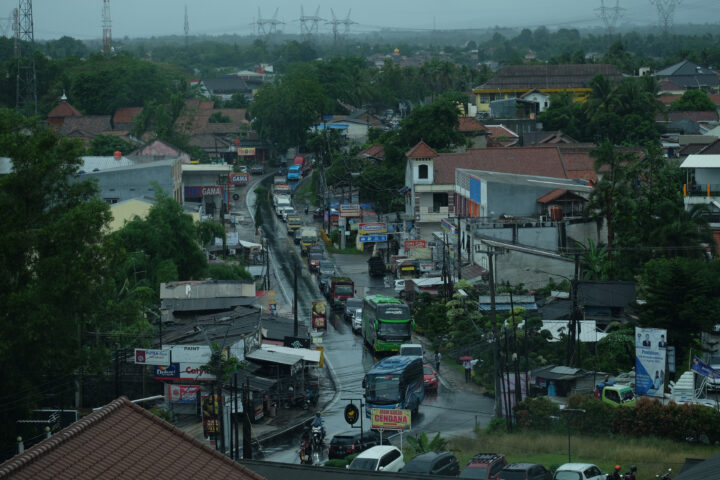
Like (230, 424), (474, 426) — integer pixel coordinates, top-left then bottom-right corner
(340, 204), (360, 217)
(154, 362), (180, 379)
(134, 348), (170, 366)
(167, 384), (201, 403)
(370, 408), (411, 431)
(404, 240), (427, 250)
(635, 327), (667, 397)
(229, 172), (249, 185)
(358, 234), (388, 243)
(312, 301), (327, 330)
(359, 222), (387, 235)
(237, 147), (256, 156)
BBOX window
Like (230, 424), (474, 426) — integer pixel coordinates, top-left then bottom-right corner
(381, 449), (400, 467)
(432, 193), (448, 212)
(418, 164), (428, 179)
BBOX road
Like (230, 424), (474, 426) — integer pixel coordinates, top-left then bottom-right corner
(247, 176), (495, 464)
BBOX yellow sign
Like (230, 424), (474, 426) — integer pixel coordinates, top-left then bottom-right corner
(370, 408), (411, 431)
(237, 147), (256, 156)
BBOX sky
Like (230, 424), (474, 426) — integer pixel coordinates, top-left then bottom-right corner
(20, 0), (720, 40)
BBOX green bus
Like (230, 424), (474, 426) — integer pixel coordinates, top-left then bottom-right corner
(361, 295), (413, 353)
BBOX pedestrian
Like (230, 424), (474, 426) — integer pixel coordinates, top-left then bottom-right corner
(463, 358), (472, 383)
(435, 351), (441, 373)
(305, 203), (309, 215)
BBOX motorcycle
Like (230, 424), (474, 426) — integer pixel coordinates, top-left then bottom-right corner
(311, 425), (324, 451)
(623, 466), (637, 480)
(303, 389), (319, 410)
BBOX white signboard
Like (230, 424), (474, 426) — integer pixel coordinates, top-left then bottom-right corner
(134, 348), (170, 366)
(164, 345), (213, 364)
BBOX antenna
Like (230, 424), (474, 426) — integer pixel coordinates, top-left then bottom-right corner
(184, 5), (189, 45)
(102, 0), (112, 55)
(15, 0), (36, 114)
(595, 0), (624, 35)
(649, 0), (681, 36)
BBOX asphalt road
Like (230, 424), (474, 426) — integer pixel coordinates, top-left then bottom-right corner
(248, 177), (495, 464)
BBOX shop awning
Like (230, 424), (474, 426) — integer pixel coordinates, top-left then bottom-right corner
(261, 344), (321, 363)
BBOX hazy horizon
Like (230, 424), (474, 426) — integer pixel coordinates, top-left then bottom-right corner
(23, 0), (720, 41)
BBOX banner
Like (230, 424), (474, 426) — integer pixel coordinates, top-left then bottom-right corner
(370, 408), (411, 431)
(691, 356), (720, 379)
(635, 327), (667, 397)
(404, 240), (427, 250)
(312, 301), (327, 330)
(359, 223), (387, 235)
(237, 147), (256, 156)
(167, 384), (201, 403)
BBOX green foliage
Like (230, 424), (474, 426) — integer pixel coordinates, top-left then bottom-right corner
(196, 220), (225, 247)
(148, 406), (173, 423)
(406, 432), (447, 455)
(513, 397), (562, 432)
(207, 263), (253, 282)
(670, 89), (717, 111)
(209, 111), (231, 123)
(398, 95), (466, 151)
(88, 134), (135, 156)
(583, 326), (635, 374)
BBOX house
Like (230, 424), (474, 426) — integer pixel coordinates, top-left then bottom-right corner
(520, 88), (552, 113)
(356, 144), (386, 163)
(0, 396), (266, 480)
(181, 162), (233, 218)
(655, 60), (720, 93)
(160, 280), (257, 318)
(473, 64), (623, 113)
(576, 281), (636, 326)
(112, 106), (144, 130)
(58, 115), (113, 145)
(46, 95), (81, 129)
(484, 124), (519, 147)
(680, 153), (720, 249)
(131, 138), (192, 164)
(520, 130), (578, 146)
(457, 116), (490, 148)
(198, 77), (252, 101)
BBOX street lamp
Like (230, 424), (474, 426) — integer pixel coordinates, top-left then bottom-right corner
(560, 408), (585, 463)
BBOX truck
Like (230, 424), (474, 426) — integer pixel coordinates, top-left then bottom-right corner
(286, 215), (302, 234)
(308, 246), (324, 273)
(300, 228), (318, 256)
(328, 276), (354, 311)
(274, 195), (291, 216)
(287, 165), (302, 182)
(594, 381), (636, 407)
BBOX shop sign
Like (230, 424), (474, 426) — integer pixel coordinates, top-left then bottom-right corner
(154, 362), (180, 379)
(359, 222), (387, 234)
(370, 408), (411, 430)
(404, 240), (427, 250)
(237, 147), (256, 156)
(229, 172), (249, 185)
(134, 348), (170, 366)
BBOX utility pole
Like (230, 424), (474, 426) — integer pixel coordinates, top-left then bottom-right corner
(183, 5), (189, 46)
(571, 253), (580, 367)
(293, 263), (299, 336)
(487, 248), (502, 418)
(456, 218), (463, 280)
(242, 378), (252, 459)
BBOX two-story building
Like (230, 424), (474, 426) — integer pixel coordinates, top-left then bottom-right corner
(473, 64), (623, 114)
(680, 153), (720, 249)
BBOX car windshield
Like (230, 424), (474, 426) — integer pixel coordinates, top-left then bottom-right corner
(349, 458), (379, 471)
(459, 466), (488, 478)
(366, 374), (400, 403)
(621, 389), (635, 401)
(378, 305), (410, 320)
(331, 435), (356, 446)
(346, 298), (363, 309)
(320, 261), (333, 269)
(336, 285), (353, 295)
(378, 321), (411, 337)
(554, 472), (582, 480)
(302, 236), (315, 243)
(402, 347), (422, 356)
(499, 472), (528, 480)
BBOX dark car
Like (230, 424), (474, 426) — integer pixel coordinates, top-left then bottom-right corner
(499, 463), (552, 480)
(250, 164), (264, 175)
(328, 430), (385, 460)
(400, 451), (459, 476)
(319, 260), (335, 278)
(344, 297), (364, 321)
(460, 453), (508, 479)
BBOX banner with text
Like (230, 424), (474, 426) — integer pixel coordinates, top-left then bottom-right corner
(370, 408), (411, 431)
(635, 327), (667, 397)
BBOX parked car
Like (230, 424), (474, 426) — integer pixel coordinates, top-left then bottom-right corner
(401, 451), (459, 476)
(328, 430), (385, 460)
(423, 363), (438, 391)
(394, 279), (405, 293)
(347, 445), (404, 472)
(499, 463), (551, 480)
(553, 463), (605, 480)
(460, 453), (508, 479)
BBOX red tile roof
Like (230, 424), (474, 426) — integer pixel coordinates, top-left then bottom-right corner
(405, 141), (438, 159)
(562, 151), (598, 182)
(485, 125), (519, 139)
(357, 144), (385, 160)
(657, 94), (720, 106)
(47, 101), (82, 118)
(537, 188), (568, 204)
(432, 146), (569, 184)
(457, 117), (488, 133)
(0, 397), (266, 480)
(112, 107), (143, 125)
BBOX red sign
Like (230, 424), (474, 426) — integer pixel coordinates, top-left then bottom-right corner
(229, 172), (249, 185)
(404, 240), (427, 250)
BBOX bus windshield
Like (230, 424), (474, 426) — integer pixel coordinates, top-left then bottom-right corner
(366, 374), (401, 403)
(378, 321), (411, 338)
(378, 305), (410, 320)
(335, 285), (353, 295)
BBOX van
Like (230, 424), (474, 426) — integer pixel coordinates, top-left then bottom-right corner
(347, 445), (404, 472)
(399, 344), (424, 359)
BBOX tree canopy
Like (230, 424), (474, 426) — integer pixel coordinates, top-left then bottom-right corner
(670, 89), (717, 111)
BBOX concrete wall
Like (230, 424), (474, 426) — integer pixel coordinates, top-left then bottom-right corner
(88, 163), (176, 204)
(474, 224), (560, 251)
(486, 182), (549, 217)
(472, 244), (575, 289)
(695, 167), (720, 185)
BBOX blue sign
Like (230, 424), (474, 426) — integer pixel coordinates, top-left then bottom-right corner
(691, 356), (720, 379)
(359, 234), (388, 243)
(154, 362), (180, 379)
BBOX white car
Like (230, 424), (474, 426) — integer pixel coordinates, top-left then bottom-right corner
(351, 308), (363, 332)
(348, 445), (404, 472)
(553, 463), (605, 480)
(399, 343), (424, 358)
(394, 279), (405, 292)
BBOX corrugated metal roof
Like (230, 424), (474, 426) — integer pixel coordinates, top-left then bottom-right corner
(680, 154), (720, 168)
(246, 349), (302, 366)
(260, 344), (320, 363)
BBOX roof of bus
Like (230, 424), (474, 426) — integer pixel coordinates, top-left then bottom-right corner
(288, 165), (301, 171)
(364, 294), (403, 305)
(368, 355), (421, 374)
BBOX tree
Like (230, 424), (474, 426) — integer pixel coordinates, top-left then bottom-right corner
(0, 109), (115, 445)
(397, 95), (466, 151)
(88, 134), (135, 156)
(670, 89), (717, 111)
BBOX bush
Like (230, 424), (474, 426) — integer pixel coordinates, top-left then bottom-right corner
(514, 397), (561, 431)
(324, 459), (348, 468)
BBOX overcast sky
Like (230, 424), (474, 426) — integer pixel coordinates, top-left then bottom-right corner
(26, 0), (719, 40)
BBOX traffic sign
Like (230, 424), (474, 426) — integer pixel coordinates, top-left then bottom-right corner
(359, 234), (388, 243)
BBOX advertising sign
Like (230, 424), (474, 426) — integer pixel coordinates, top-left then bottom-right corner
(359, 234), (388, 243)
(229, 172), (249, 185)
(201, 394), (220, 438)
(179, 363), (216, 381)
(691, 356), (720, 379)
(134, 348), (170, 366)
(440, 218), (458, 237)
(635, 327), (667, 397)
(344, 403), (360, 425)
(359, 222), (387, 235)
(167, 384), (201, 403)
(164, 345), (212, 364)
(370, 408), (411, 431)
(154, 362), (180, 380)
(202, 186), (223, 196)
(404, 240), (427, 250)
(312, 301), (327, 330)
(340, 204), (360, 217)
(237, 147), (256, 156)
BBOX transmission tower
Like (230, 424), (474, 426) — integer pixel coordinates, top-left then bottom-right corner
(341, 9), (356, 36)
(102, 0), (112, 55)
(595, 0), (624, 35)
(649, 0), (681, 35)
(299, 5), (324, 39)
(0, 10), (13, 38)
(256, 7), (283, 38)
(15, 0), (37, 114)
(327, 9), (341, 44)
(184, 5), (189, 45)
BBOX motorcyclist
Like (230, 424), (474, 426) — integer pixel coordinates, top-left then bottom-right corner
(299, 431), (313, 465)
(624, 466), (637, 480)
(311, 412), (326, 440)
(608, 465), (622, 480)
